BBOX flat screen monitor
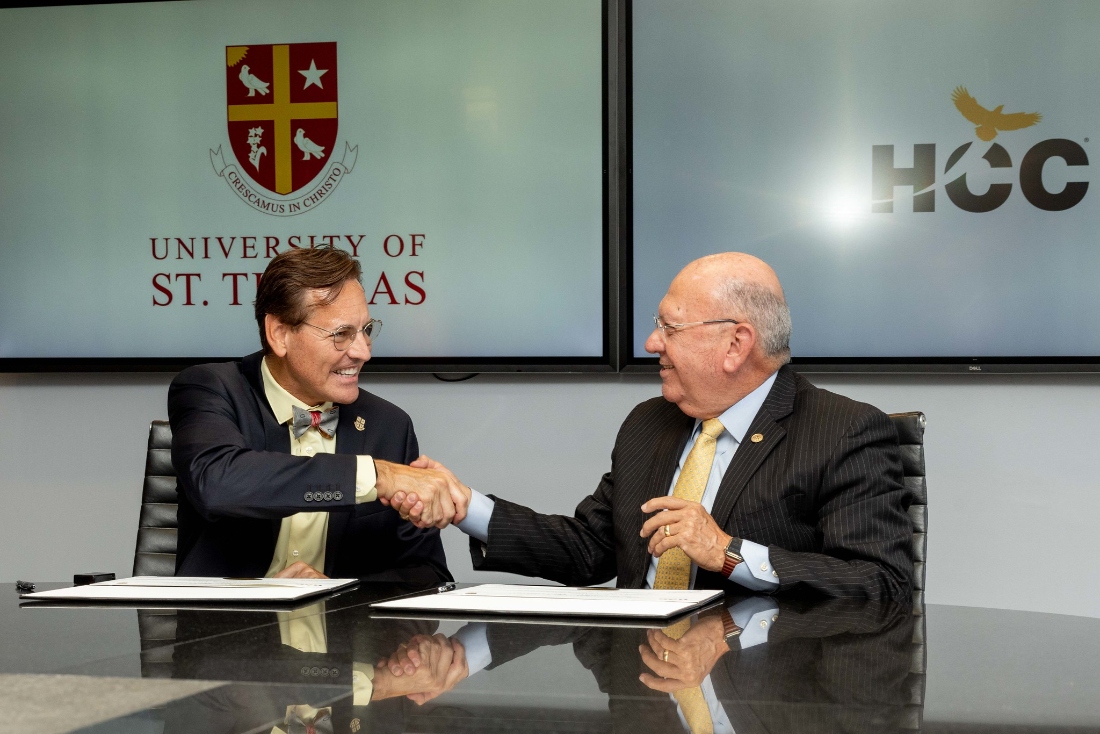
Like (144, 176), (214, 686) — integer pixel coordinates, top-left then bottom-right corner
(630, 0), (1100, 372)
(0, 0), (608, 371)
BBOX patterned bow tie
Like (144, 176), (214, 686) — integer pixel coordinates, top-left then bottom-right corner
(291, 405), (339, 440)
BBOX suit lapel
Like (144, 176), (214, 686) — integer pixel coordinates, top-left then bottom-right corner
(324, 400), (365, 576)
(710, 367), (797, 529)
(644, 413), (694, 505)
(628, 410), (693, 586)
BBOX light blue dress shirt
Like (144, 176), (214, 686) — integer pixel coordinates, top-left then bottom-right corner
(457, 372), (781, 592)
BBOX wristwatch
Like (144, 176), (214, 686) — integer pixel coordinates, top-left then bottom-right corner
(720, 608), (743, 650)
(721, 536), (744, 577)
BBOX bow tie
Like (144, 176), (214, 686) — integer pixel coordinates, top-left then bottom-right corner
(291, 405), (339, 440)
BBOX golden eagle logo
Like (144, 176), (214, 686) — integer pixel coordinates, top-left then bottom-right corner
(951, 86), (1041, 141)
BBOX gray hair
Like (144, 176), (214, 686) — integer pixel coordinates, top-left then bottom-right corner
(718, 279), (792, 365)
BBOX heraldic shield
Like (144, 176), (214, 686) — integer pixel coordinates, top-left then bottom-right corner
(225, 42), (338, 196)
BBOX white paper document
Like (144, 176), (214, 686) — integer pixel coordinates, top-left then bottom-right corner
(370, 584), (723, 619)
(20, 576), (358, 603)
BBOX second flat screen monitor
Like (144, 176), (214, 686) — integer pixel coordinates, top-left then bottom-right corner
(632, 0), (1100, 366)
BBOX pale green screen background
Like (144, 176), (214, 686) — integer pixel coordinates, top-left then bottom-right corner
(0, 0), (604, 359)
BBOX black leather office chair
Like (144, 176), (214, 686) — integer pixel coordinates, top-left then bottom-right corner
(888, 411), (927, 731)
(888, 411), (928, 609)
(136, 609), (178, 679)
(133, 420), (178, 577)
(133, 421), (180, 678)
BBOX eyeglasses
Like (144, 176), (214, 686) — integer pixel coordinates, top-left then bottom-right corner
(302, 319), (382, 350)
(653, 314), (740, 335)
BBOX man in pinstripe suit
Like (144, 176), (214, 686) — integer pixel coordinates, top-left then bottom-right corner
(396, 253), (914, 601)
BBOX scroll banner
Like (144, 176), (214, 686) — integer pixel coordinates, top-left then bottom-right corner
(209, 143), (358, 217)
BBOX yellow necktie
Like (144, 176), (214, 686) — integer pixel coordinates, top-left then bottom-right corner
(653, 420), (723, 734)
(653, 418), (725, 591)
(663, 617), (715, 734)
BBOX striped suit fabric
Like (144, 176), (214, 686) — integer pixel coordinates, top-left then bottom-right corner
(480, 597), (918, 734)
(471, 366), (914, 601)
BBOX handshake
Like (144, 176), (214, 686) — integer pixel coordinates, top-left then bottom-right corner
(375, 455), (472, 528)
(371, 632), (469, 704)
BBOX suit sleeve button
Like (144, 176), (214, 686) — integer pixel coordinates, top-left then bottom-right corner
(304, 492), (313, 502)
(323, 491), (333, 501)
(334, 490), (343, 501)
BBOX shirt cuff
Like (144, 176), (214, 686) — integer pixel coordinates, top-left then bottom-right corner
(728, 539), (780, 591)
(452, 622), (493, 675)
(727, 596), (780, 649)
(455, 489), (495, 544)
(355, 455), (378, 503)
(276, 604), (328, 654)
(352, 661), (374, 706)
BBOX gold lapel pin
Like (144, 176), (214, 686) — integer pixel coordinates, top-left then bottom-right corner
(354, 416), (365, 431)
(750, 433), (764, 443)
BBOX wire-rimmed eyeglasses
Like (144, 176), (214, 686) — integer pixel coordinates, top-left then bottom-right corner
(653, 314), (740, 336)
(302, 319), (382, 350)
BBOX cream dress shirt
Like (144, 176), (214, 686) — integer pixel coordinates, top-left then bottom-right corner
(260, 359), (379, 705)
(260, 357), (379, 577)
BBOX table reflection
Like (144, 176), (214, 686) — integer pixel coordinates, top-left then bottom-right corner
(137, 594), (922, 734)
(432, 596), (922, 734)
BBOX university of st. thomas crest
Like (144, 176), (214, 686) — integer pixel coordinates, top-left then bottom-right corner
(210, 42), (357, 216)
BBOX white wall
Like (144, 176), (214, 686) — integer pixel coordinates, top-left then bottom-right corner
(2, 371), (1098, 618)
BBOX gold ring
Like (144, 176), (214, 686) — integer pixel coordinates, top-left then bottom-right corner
(664, 525), (671, 537)
(663, 650), (669, 662)
(399, 513), (410, 521)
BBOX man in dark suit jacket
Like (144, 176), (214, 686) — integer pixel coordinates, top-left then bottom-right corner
(395, 253), (914, 600)
(169, 247), (464, 579)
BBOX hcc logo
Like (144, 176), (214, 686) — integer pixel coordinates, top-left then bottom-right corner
(872, 87), (1088, 213)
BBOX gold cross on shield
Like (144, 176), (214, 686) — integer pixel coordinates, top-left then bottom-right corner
(227, 45), (337, 194)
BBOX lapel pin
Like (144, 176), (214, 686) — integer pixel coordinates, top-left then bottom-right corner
(354, 416), (365, 431)
(750, 433), (764, 443)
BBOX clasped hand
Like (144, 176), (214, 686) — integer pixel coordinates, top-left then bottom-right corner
(639, 496), (731, 573)
(376, 456), (471, 528)
(639, 614), (730, 692)
(372, 633), (469, 704)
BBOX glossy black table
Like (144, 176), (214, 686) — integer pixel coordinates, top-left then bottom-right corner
(3, 582), (1099, 733)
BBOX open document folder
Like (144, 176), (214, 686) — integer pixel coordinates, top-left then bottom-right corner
(19, 576), (358, 603)
(370, 584), (723, 619)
